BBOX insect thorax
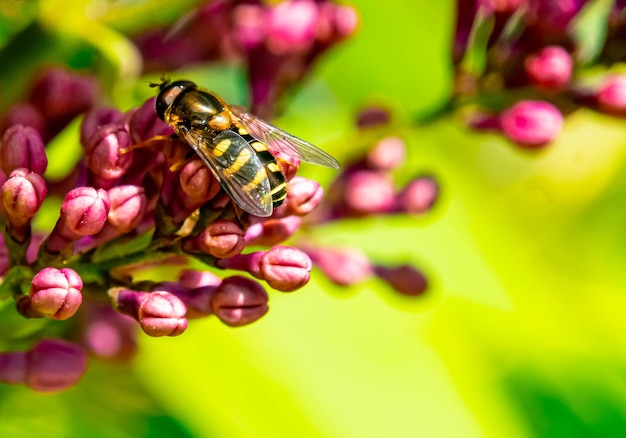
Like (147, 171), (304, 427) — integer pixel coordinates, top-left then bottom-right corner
(166, 89), (226, 132)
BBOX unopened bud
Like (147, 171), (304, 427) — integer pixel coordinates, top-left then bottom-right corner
(211, 276), (269, 327)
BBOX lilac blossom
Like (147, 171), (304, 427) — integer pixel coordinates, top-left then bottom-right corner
(0, 339), (87, 392)
(0, 4), (434, 394)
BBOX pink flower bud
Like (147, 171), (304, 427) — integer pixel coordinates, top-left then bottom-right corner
(179, 157), (221, 203)
(356, 106), (391, 129)
(127, 97), (173, 143)
(366, 136), (406, 171)
(60, 187), (110, 237)
(308, 246), (372, 286)
(84, 124), (133, 181)
(107, 185), (147, 233)
(499, 100), (563, 147)
(44, 187), (110, 254)
(111, 289), (187, 337)
(398, 176), (439, 214)
(1, 169), (47, 227)
(80, 106), (124, 147)
(0, 339), (87, 392)
(218, 246), (311, 291)
(260, 246), (312, 292)
(245, 215), (302, 246)
(192, 219), (246, 259)
(1, 125), (48, 175)
(525, 46), (572, 89)
(82, 305), (137, 361)
(597, 75), (626, 115)
(374, 265), (428, 296)
(344, 170), (395, 215)
(27, 267), (83, 320)
(267, 0), (319, 54)
(211, 276), (268, 327)
(284, 176), (323, 216)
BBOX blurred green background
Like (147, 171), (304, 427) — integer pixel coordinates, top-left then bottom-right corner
(2, 0), (626, 437)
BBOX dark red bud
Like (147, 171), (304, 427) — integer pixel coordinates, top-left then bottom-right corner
(211, 276), (269, 327)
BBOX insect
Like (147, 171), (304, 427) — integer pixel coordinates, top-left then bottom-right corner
(153, 79), (339, 217)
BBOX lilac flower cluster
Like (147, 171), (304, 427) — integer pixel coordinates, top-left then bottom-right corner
(455, 0), (626, 147)
(134, 0), (358, 117)
(0, 1), (431, 394)
(0, 70), (333, 390)
(299, 108), (437, 294)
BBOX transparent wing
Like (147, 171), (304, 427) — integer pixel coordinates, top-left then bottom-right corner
(180, 128), (274, 217)
(230, 106), (340, 169)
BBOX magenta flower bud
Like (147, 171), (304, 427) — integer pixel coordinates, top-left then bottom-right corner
(82, 305), (137, 361)
(73, 185), (145, 253)
(499, 100), (563, 147)
(356, 106), (391, 129)
(267, 0), (319, 54)
(525, 46), (573, 89)
(260, 246), (312, 292)
(45, 186), (110, 254)
(0, 339), (87, 392)
(2, 168), (47, 227)
(80, 106), (124, 147)
(84, 124), (133, 182)
(127, 97), (173, 143)
(398, 176), (439, 214)
(245, 215), (302, 246)
(597, 75), (626, 115)
(1, 125), (48, 175)
(191, 219), (246, 259)
(60, 187), (110, 237)
(218, 246), (311, 291)
(0, 103), (45, 138)
(344, 170), (395, 215)
(374, 265), (428, 296)
(179, 157), (221, 203)
(28, 267), (83, 320)
(107, 185), (147, 233)
(284, 176), (323, 216)
(366, 136), (406, 171)
(308, 246), (372, 286)
(211, 276), (269, 327)
(111, 289), (188, 337)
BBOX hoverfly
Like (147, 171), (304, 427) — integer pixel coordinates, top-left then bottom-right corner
(153, 79), (339, 217)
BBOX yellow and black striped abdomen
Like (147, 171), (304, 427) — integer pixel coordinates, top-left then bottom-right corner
(238, 132), (287, 208)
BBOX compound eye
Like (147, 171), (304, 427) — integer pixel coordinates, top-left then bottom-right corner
(155, 86), (182, 120)
(162, 87), (181, 106)
(155, 81), (196, 121)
